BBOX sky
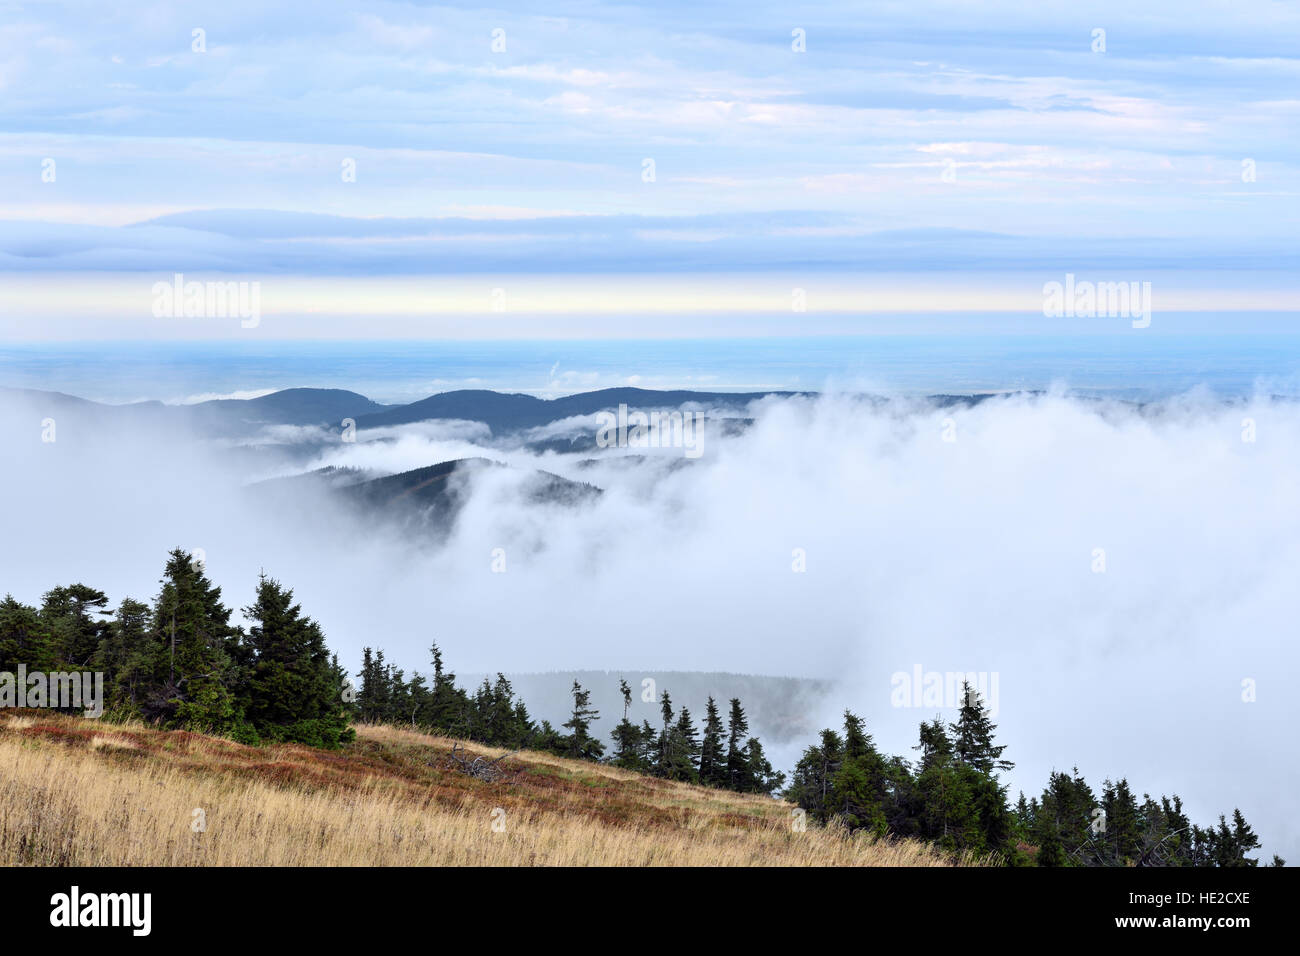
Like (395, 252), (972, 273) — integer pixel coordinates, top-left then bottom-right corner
(0, 0), (1297, 337)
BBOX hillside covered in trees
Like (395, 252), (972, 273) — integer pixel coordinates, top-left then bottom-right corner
(0, 549), (352, 748)
(0, 549), (1276, 867)
(785, 697), (1275, 867)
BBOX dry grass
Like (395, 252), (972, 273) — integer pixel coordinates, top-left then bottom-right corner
(0, 712), (980, 867)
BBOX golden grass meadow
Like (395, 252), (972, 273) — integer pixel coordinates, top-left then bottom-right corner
(0, 711), (976, 867)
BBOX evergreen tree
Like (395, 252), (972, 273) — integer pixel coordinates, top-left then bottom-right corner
(356, 647), (385, 723)
(656, 690), (674, 775)
(950, 683), (1013, 774)
(786, 728), (844, 823)
(914, 717), (954, 770)
(831, 711), (887, 833)
(40, 584), (110, 668)
(742, 737), (785, 796)
(880, 754), (920, 837)
(149, 549), (241, 733)
(428, 642), (469, 731)
(241, 573), (351, 747)
(531, 719), (566, 754)
(638, 719), (658, 771)
(609, 678), (646, 771)
(698, 696), (726, 787)
(725, 697), (750, 791)
(1032, 768), (1096, 866)
(1157, 794), (1193, 866)
(663, 706), (700, 782)
(404, 671), (430, 727)
(1098, 778), (1141, 864)
(97, 598), (154, 711)
(1221, 808), (1262, 867)
(0, 595), (48, 670)
(562, 679), (603, 760)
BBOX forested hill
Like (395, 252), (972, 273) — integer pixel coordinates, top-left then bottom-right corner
(1, 549), (1278, 868)
(455, 669), (831, 746)
(0, 385), (800, 437)
(351, 387), (802, 431)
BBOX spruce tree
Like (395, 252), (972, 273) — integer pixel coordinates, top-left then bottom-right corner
(786, 728), (844, 823)
(97, 598), (153, 711)
(242, 573), (351, 747)
(1099, 778), (1141, 864)
(40, 584), (109, 669)
(912, 719), (982, 851)
(831, 711), (887, 832)
(656, 690), (674, 774)
(609, 678), (644, 770)
(0, 596), (48, 671)
(665, 707), (701, 782)
(563, 679), (604, 760)
(725, 697), (750, 791)
(428, 642), (468, 731)
(742, 737), (785, 796)
(950, 682), (1012, 774)
(1228, 808), (1261, 867)
(914, 717), (953, 770)
(150, 548), (241, 733)
(698, 696), (726, 787)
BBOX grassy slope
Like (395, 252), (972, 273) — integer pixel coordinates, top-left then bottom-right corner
(0, 712), (977, 866)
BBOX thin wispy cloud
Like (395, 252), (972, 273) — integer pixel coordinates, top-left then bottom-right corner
(0, 1), (1294, 240)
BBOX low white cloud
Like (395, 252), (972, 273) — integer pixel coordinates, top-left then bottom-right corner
(1, 386), (1295, 860)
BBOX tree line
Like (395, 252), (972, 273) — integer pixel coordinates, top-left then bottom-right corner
(1, 551), (1278, 865)
(0, 549), (352, 748)
(354, 646), (785, 795)
(785, 687), (1279, 867)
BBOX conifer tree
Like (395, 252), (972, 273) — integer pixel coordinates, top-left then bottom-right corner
(638, 719), (657, 770)
(831, 711), (887, 832)
(97, 597), (153, 710)
(663, 706), (700, 782)
(698, 696), (726, 787)
(656, 690), (674, 774)
(1099, 778), (1141, 864)
(0, 595), (48, 670)
(910, 719), (985, 851)
(914, 717), (954, 770)
(609, 678), (645, 770)
(428, 642), (469, 731)
(357, 647), (378, 722)
(1157, 794), (1193, 866)
(404, 671), (430, 727)
(150, 548), (241, 733)
(950, 682), (1012, 774)
(40, 584), (109, 668)
(786, 728), (844, 823)
(742, 737), (785, 796)
(1225, 808), (1261, 867)
(241, 573), (351, 747)
(563, 679), (603, 760)
(725, 697), (750, 791)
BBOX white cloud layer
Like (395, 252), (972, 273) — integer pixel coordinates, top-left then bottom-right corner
(1, 386), (1295, 860)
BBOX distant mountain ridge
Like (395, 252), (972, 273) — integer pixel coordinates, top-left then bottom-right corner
(250, 458), (602, 532)
(352, 386), (803, 432)
(0, 384), (803, 436)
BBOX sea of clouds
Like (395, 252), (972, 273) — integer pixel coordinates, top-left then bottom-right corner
(2, 386), (1296, 860)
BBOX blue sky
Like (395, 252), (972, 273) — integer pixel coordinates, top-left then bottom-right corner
(1, 1), (1297, 336)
